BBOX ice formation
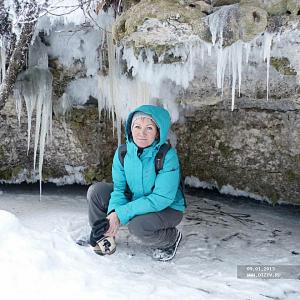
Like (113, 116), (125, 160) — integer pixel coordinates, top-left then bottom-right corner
(14, 68), (53, 197)
(0, 45), (5, 83)
(6, 1), (279, 187)
(95, 3), (275, 122)
(37, 3), (275, 134)
(263, 32), (275, 101)
(185, 176), (270, 203)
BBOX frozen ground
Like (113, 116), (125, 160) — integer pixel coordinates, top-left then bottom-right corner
(0, 184), (299, 300)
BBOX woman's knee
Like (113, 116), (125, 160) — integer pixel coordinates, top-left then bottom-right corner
(87, 182), (111, 203)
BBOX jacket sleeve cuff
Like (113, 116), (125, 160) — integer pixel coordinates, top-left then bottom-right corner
(115, 206), (130, 225)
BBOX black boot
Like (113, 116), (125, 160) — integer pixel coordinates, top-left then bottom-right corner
(152, 230), (182, 261)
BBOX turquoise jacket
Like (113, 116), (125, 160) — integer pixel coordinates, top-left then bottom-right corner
(107, 105), (185, 225)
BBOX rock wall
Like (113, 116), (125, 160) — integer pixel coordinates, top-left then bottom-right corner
(174, 99), (300, 204)
(0, 97), (117, 184)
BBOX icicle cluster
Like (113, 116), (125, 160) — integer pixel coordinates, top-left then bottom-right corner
(96, 23), (274, 144)
(38, 4), (274, 144)
(97, 32), (153, 144)
(263, 32), (274, 101)
(113, 33), (274, 114)
(14, 68), (53, 198)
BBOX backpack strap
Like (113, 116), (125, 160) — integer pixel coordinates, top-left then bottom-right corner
(118, 144), (132, 200)
(118, 144), (127, 167)
(154, 143), (171, 174)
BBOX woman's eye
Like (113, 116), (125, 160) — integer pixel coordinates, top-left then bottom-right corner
(147, 127), (153, 131)
(134, 125), (141, 129)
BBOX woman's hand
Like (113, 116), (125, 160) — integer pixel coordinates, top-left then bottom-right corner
(105, 212), (120, 237)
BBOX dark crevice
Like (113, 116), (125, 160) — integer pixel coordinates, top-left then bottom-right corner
(253, 11), (260, 22)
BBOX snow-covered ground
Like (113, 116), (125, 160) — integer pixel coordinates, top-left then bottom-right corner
(0, 184), (299, 300)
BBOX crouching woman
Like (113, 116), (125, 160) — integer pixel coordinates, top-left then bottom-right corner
(87, 104), (186, 261)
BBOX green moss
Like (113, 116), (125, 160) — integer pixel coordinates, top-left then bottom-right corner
(42, 167), (63, 181)
(271, 57), (297, 76)
(0, 166), (23, 181)
(0, 146), (5, 159)
(83, 166), (104, 184)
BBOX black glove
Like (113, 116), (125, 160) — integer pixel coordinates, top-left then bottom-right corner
(90, 218), (110, 247)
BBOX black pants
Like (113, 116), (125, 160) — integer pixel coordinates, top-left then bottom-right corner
(87, 182), (183, 248)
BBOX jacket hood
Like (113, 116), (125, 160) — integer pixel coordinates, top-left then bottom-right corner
(125, 105), (171, 146)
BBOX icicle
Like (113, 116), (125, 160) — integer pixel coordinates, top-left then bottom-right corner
(200, 44), (204, 65)
(237, 42), (243, 97)
(107, 31), (117, 141)
(215, 41), (244, 110)
(263, 32), (274, 101)
(231, 44), (237, 111)
(216, 46), (229, 95)
(245, 43), (251, 64)
(0, 42), (6, 83)
(207, 5), (236, 48)
(98, 29), (154, 144)
(14, 90), (23, 126)
(37, 85), (52, 199)
(33, 91), (43, 171)
(15, 67), (53, 199)
(206, 43), (212, 57)
(24, 84), (37, 154)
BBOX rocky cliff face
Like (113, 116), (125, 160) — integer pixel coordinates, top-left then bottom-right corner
(0, 0), (299, 204)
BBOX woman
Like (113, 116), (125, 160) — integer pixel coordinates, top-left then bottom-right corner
(87, 104), (185, 261)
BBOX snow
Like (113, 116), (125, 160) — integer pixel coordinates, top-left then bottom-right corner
(185, 176), (216, 190)
(0, 184), (299, 300)
(48, 165), (85, 185)
(219, 184), (270, 203)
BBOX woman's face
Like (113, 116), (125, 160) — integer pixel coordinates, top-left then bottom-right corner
(131, 117), (158, 148)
